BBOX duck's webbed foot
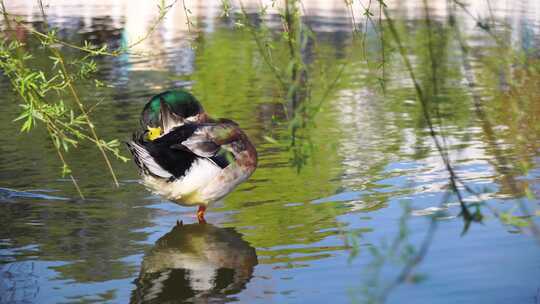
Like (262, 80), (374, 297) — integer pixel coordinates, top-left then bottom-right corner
(197, 205), (207, 224)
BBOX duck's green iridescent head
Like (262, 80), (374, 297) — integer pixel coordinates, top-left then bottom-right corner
(140, 90), (204, 129)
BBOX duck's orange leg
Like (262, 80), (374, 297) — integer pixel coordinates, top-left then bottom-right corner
(197, 205), (207, 224)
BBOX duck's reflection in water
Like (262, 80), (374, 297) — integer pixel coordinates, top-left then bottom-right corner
(131, 222), (258, 304)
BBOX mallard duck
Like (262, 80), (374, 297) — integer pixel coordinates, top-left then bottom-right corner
(127, 90), (257, 223)
(131, 222), (258, 303)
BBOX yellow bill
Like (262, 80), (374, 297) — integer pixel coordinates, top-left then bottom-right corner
(147, 126), (162, 141)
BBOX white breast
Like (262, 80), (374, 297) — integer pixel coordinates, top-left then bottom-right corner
(176, 158), (222, 195)
(142, 158), (222, 205)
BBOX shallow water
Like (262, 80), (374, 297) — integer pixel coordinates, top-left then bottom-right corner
(1, 1), (540, 303)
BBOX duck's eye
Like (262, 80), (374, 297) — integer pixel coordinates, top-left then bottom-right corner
(147, 126), (162, 141)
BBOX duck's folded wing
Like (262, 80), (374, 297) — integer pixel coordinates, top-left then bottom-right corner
(126, 141), (174, 179)
(178, 124), (239, 158)
(174, 138), (219, 158)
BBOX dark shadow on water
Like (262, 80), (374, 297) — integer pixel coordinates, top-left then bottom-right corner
(130, 223), (258, 304)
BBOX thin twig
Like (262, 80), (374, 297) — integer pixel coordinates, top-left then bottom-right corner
(0, 0), (88, 197)
(47, 125), (85, 199)
(238, 0), (287, 90)
(449, 1), (540, 241)
(182, 0), (192, 32)
(0, 0), (178, 57)
(383, 6), (473, 221)
(378, 217), (437, 303)
(54, 52), (120, 187)
(37, 0), (120, 187)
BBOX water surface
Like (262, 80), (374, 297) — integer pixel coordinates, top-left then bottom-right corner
(1, 1), (540, 303)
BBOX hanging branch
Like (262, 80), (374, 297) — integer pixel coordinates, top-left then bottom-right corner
(0, 0), (179, 195)
(448, 1), (540, 241)
(382, 5), (476, 226)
